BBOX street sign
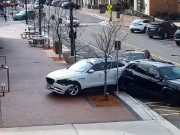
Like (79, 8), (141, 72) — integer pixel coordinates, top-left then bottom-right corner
(107, 4), (112, 14)
(114, 41), (121, 50)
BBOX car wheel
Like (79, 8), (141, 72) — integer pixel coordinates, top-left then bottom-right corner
(149, 35), (153, 38)
(143, 27), (147, 33)
(162, 90), (175, 106)
(66, 82), (81, 96)
(130, 29), (134, 33)
(125, 81), (136, 96)
(176, 41), (180, 46)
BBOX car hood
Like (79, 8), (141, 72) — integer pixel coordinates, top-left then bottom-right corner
(46, 68), (81, 80)
(167, 79), (180, 89)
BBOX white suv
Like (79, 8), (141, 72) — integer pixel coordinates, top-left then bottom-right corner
(46, 58), (125, 96)
(129, 19), (150, 33)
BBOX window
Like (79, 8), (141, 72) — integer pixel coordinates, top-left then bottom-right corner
(92, 62), (104, 71)
(143, 20), (150, 23)
(127, 63), (137, 70)
(148, 66), (159, 78)
(135, 64), (148, 75)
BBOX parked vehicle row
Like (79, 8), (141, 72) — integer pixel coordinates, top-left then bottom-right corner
(129, 19), (180, 46)
(45, 50), (180, 106)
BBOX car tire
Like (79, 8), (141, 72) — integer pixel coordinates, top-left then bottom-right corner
(143, 27), (147, 33)
(66, 82), (81, 96)
(130, 29), (134, 33)
(149, 35), (153, 38)
(162, 90), (175, 106)
(175, 41), (180, 46)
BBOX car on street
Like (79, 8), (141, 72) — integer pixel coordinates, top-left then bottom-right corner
(119, 59), (180, 105)
(46, 57), (125, 96)
(52, 0), (61, 6)
(146, 21), (178, 39)
(129, 19), (150, 33)
(119, 50), (151, 64)
(174, 29), (180, 46)
(13, 10), (35, 21)
(64, 16), (80, 27)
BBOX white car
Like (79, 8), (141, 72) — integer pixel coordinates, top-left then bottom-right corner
(46, 58), (125, 96)
(129, 19), (150, 33)
(64, 16), (80, 27)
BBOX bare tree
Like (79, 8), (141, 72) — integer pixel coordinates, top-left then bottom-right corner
(92, 18), (127, 99)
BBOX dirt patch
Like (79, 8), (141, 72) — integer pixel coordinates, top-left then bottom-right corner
(51, 56), (64, 61)
(86, 94), (121, 107)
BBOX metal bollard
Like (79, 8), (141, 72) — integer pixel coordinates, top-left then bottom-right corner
(1, 83), (5, 96)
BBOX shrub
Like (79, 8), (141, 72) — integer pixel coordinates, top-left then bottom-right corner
(87, 4), (91, 9)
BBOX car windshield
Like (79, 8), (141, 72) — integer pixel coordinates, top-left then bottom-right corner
(159, 66), (180, 80)
(68, 60), (93, 72)
(120, 53), (145, 62)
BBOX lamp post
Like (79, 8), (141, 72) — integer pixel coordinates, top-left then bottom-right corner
(69, 0), (75, 56)
(25, 0), (28, 24)
(38, 0), (42, 35)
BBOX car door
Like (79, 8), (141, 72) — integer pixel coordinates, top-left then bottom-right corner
(84, 62), (105, 88)
(106, 61), (125, 85)
(145, 66), (163, 97)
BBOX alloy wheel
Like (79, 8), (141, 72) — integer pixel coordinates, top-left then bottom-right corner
(67, 83), (80, 96)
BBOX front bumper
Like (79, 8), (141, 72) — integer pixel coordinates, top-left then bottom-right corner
(129, 25), (144, 31)
(45, 83), (72, 94)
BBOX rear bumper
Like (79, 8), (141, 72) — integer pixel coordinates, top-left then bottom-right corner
(147, 31), (161, 37)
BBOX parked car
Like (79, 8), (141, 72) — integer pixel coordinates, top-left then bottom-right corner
(129, 19), (150, 33)
(60, 1), (69, 8)
(174, 29), (180, 46)
(13, 10), (35, 21)
(147, 21), (178, 39)
(46, 57), (125, 96)
(119, 59), (180, 105)
(45, 0), (53, 5)
(64, 16), (80, 27)
(119, 50), (151, 64)
(52, 0), (61, 6)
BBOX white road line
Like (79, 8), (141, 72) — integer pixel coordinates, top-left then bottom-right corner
(161, 112), (180, 116)
(148, 104), (179, 109)
(144, 101), (163, 105)
(154, 108), (180, 112)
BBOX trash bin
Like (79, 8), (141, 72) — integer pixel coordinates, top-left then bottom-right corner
(99, 5), (106, 14)
(117, 12), (121, 18)
(53, 41), (62, 55)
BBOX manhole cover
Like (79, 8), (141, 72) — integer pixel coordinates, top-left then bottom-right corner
(86, 94), (121, 107)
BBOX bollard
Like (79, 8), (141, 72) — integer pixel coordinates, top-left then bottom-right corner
(1, 83), (5, 96)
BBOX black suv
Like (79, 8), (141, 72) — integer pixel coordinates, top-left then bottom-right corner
(147, 21), (178, 39)
(174, 29), (180, 46)
(119, 60), (180, 105)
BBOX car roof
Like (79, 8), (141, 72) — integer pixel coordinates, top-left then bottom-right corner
(82, 57), (117, 64)
(132, 59), (175, 68)
(123, 50), (145, 54)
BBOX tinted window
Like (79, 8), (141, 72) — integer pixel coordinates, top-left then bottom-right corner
(148, 66), (160, 78)
(143, 20), (150, 23)
(92, 62), (104, 71)
(135, 64), (148, 75)
(111, 61), (125, 68)
(159, 66), (180, 80)
(126, 63), (137, 70)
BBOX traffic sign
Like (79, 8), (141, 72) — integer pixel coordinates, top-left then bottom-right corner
(107, 4), (112, 14)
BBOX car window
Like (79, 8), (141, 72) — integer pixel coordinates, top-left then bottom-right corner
(143, 20), (150, 23)
(135, 64), (148, 75)
(92, 62), (104, 71)
(126, 63), (137, 70)
(159, 66), (180, 80)
(148, 66), (160, 78)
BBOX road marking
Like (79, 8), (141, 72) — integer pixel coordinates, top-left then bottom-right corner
(148, 104), (179, 109)
(161, 112), (180, 116)
(84, 26), (180, 67)
(154, 108), (180, 112)
(144, 101), (162, 104)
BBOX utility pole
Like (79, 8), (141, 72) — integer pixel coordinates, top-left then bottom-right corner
(38, 0), (42, 35)
(25, 0), (28, 24)
(69, 0), (74, 56)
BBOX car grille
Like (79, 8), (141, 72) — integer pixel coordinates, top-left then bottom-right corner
(46, 77), (55, 85)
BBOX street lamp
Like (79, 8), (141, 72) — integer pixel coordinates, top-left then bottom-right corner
(25, 0), (28, 24)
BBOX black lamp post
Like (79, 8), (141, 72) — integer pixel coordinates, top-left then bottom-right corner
(25, 0), (28, 24)
(38, 0), (42, 35)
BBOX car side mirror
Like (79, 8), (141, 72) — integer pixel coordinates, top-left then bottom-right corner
(88, 69), (95, 73)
